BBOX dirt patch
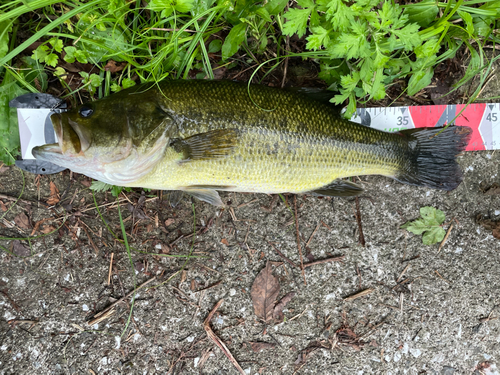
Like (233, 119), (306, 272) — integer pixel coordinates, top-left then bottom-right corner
(1, 147), (500, 374)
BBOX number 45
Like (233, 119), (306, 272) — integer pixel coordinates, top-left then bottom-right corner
(487, 113), (498, 122)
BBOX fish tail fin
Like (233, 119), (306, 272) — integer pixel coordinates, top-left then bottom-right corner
(395, 126), (472, 191)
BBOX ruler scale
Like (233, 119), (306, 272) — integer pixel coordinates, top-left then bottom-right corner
(349, 103), (500, 151)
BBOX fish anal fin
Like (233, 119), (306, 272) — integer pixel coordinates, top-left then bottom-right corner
(172, 129), (239, 162)
(184, 188), (224, 206)
(308, 180), (363, 197)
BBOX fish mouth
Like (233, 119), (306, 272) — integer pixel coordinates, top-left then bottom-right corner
(33, 113), (88, 162)
(49, 113), (90, 155)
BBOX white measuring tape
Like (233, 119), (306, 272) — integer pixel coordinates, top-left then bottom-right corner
(350, 103), (500, 151)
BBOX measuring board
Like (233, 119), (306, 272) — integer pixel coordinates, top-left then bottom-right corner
(349, 103), (500, 151)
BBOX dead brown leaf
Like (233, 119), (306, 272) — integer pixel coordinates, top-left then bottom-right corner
(251, 262), (280, 324)
(480, 182), (500, 195)
(40, 225), (56, 234)
(14, 213), (30, 230)
(273, 291), (296, 323)
(164, 218), (175, 226)
(221, 238), (229, 246)
(330, 312), (366, 351)
(11, 240), (30, 257)
(104, 60), (126, 73)
(0, 200), (8, 212)
(47, 181), (60, 205)
(477, 214), (500, 240)
(80, 179), (92, 188)
(249, 341), (276, 352)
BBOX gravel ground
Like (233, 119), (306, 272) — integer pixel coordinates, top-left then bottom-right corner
(1, 148), (499, 375)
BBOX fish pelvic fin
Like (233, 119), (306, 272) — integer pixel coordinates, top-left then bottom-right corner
(395, 126), (472, 191)
(184, 188), (224, 206)
(308, 179), (364, 197)
(172, 129), (239, 162)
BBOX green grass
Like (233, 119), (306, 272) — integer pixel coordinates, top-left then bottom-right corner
(0, 0), (497, 162)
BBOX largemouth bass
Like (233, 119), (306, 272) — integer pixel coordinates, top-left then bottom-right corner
(33, 80), (471, 206)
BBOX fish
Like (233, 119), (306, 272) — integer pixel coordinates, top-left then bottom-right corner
(32, 80), (471, 206)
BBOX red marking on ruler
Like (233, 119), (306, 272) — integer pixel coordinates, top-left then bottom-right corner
(456, 103), (486, 151)
(409, 105), (446, 129)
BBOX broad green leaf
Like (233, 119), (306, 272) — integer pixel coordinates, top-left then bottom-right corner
(49, 37), (63, 53)
(401, 218), (430, 235)
(458, 10), (474, 35)
(111, 82), (121, 92)
(422, 226), (446, 245)
(78, 27), (128, 63)
(472, 15), (494, 37)
(264, 0), (288, 15)
(74, 50), (88, 64)
(403, 1), (438, 28)
(54, 67), (66, 77)
(0, 20), (12, 61)
(256, 7), (272, 23)
(149, 0), (194, 13)
(191, 0), (216, 16)
(63, 46), (77, 63)
(44, 53), (59, 67)
(401, 207), (446, 245)
(89, 73), (103, 87)
(420, 206), (445, 226)
(221, 22), (247, 60)
(414, 38), (439, 58)
(208, 39), (222, 53)
(408, 67), (433, 95)
(122, 78), (136, 89)
(32, 45), (49, 63)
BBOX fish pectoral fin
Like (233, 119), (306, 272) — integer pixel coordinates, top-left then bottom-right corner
(172, 129), (239, 162)
(184, 188), (224, 206)
(308, 179), (363, 197)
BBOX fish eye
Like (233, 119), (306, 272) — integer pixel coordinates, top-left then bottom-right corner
(79, 105), (94, 118)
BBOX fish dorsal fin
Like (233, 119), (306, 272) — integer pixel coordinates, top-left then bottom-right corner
(184, 188), (224, 206)
(286, 87), (341, 113)
(171, 129), (238, 162)
(309, 179), (363, 197)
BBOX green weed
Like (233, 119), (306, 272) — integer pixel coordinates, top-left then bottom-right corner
(401, 206), (447, 245)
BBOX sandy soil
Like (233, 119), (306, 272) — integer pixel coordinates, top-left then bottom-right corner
(1, 146), (500, 375)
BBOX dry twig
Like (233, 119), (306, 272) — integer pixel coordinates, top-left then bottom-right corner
(204, 300), (245, 375)
(87, 277), (156, 325)
(343, 288), (374, 301)
(303, 256), (345, 268)
(294, 196), (306, 285)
